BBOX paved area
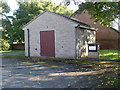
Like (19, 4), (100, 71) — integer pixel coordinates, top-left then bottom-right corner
(1, 58), (99, 88)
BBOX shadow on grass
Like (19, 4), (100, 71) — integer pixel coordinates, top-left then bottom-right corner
(100, 49), (120, 60)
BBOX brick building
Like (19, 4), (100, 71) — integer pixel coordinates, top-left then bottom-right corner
(71, 10), (120, 49)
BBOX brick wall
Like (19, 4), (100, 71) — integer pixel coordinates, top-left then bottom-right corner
(71, 10), (120, 49)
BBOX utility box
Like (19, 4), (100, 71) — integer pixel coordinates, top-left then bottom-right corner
(88, 44), (99, 58)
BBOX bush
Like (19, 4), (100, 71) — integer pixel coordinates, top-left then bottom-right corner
(0, 39), (10, 51)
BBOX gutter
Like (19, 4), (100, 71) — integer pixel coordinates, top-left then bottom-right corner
(75, 24), (98, 31)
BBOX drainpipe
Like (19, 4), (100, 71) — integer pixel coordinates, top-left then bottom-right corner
(27, 29), (30, 57)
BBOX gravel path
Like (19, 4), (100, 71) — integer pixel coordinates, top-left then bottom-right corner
(1, 58), (100, 88)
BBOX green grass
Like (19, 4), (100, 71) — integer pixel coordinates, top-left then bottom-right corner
(0, 49), (120, 60)
(0, 50), (25, 56)
(100, 49), (120, 60)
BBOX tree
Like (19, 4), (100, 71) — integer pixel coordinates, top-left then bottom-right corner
(64, 0), (120, 26)
(0, 1), (10, 14)
(78, 2), (119, 26)
(0, 1), (11, 50)
(0, 1), (15, 43)
(0, 1), (10, 31)
(54, 3), (74, 16)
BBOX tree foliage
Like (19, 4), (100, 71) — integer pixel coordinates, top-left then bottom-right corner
(0, 2), (14, 43)
(0, 39), (10, 51)
(64, 0), (120, 26)
(0, 2), (11, 50)
(78, 2), (120, 26)
(0, 1), (10, 14)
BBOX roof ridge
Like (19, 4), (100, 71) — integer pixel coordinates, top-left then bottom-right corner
(46, 10), (90, 27)
(23, 10), (90, 29)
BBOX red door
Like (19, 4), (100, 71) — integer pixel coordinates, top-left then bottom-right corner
(40, 30), (55, 57)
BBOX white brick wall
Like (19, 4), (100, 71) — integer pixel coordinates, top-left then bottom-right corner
(23, 11), (78, 58)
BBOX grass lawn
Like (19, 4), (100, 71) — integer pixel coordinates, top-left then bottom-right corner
(0, 50), (25, 56)
(0, 49), (119, 60)
(100, 49), (120, 60)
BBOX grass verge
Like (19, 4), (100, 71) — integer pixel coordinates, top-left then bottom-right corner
(100, 49), (120, 60)
(1, 49), (120, 60)
(0, 50), (25, 56)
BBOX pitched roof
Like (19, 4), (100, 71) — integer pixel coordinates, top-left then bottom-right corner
(71, 10), (119, 33)
(23, 10), (92, 29)
(111, 27), (120, 33)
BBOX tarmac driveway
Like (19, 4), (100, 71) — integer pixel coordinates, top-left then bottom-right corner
(1, 58), (99, 88)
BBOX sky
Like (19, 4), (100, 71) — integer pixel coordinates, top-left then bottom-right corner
(7, 0), (19, 12)
(6, 0), (83, 15)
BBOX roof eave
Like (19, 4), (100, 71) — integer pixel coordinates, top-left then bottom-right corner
(76, 24), (97, 31)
